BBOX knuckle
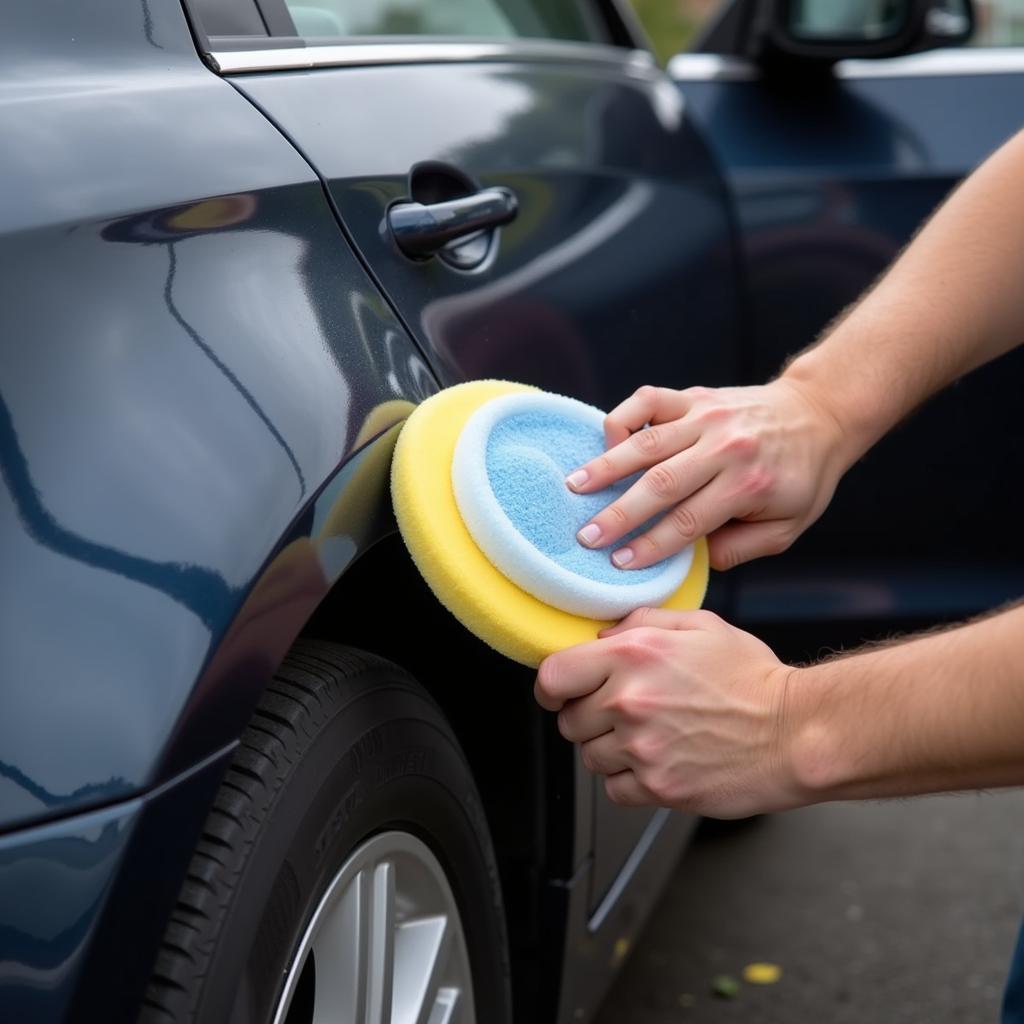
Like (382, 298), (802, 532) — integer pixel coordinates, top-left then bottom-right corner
(579, 743), (596, 772)
(556, 707), (573, 740)
(634, 531), (666, 559)
(636, 766), (666, 800)
(624, 731), (662, 765)
(630, 426), (662, 455)
(595, 453), (617, 479)
(667, 503), (700, 539)
(608, 633), (658, 666)
(683, 385), (711, 403)
(737, 466), (773, 498)
(635, 384), (659, 401)
(605, 777), (630, 805)
(604, 502), (630, 529)
(697, 403), (730, 425)
(715, 543), (740, 571)
(719, 432), (759, 460)
(644, 463), (680, 499)
(535, 659), (560, 699)
(689, 608), (722, 630)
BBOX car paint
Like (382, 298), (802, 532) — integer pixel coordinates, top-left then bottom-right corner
(229, 46), (742, 921)
(2, 1), (1021, 1021)
(0, 1), (436, 1016)
(673, 54), (1024, 629)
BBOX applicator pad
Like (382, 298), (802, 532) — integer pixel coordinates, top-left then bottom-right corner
(391, 380), (709, 667)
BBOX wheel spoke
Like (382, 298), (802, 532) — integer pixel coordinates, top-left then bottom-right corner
(272, 834), (478, 1024)
(307, 868), (369, 1024)
(426, 988), (459, 1024)
(366, 860), (396, 1024)
(392, 913), (453, 1024)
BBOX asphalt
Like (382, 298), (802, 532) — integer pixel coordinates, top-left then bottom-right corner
(594, 790), (1024, 1023)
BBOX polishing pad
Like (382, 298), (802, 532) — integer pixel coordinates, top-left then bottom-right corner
(391, 380), (709, 667)
(452, 391), (693, 619)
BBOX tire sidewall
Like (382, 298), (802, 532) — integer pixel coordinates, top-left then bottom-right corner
(197, 675), (510, 1024)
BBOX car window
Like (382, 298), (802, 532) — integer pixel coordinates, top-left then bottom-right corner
(626, 0), (727, 65)
(283, 0), (607, 43)
(971, 0), (1024, 44)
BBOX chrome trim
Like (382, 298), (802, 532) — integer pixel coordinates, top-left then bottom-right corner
(211, 39), (656, 75)
(588, 807), (672, 933)
(669, 47), (1024, 82)
(667, 53), (758, 81)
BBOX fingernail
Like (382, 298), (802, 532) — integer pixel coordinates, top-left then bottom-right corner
(565, 469), (589, 491)
(577, 523), (602, 546)
(612, 547), (634, 568)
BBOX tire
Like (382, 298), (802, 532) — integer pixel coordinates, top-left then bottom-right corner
(140, 640), (511, 1024)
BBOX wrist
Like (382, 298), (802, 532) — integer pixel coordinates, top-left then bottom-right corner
(775, 661), (853, 806)
(780, 348), (885, 472)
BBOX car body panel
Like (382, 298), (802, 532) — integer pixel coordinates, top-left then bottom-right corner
(5, 1), (1020, 1020)
(672, 52), (1024, 630)
(0, 0), (435, 836)
(0, 744), (234, 1022)
(230, 49), (742, 912)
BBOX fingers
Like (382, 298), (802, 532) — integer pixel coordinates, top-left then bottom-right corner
(601, 385), (692, 449)
(575, 451), (716, 558)
(579, 730), (630, 776)
(534, 639), (617, 712)
(566, 417), (700, 494)
(606, 477), (745, 570)
(556, 686), (616, 743)
(598, 606), (716, 638)
(706, 519), (796, 571)
(604, 770), (657, 807)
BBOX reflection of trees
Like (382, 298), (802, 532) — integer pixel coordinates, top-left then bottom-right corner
(0, 757), (128, 811)
(0, 390), (239, 631)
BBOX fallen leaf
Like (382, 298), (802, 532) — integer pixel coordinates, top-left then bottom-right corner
(711, 974), (740, 999)
(743, 962), (782, 985)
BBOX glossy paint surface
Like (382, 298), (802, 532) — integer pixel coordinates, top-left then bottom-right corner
(676, 63), (1024, 624)
(0, 746), (233, 1021)
(0, 0), (435, 835)
(235, 60), (743, 410)
(235, 58), (742, 908)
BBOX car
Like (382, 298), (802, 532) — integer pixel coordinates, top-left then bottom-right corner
(2, 0), (1023, 1021)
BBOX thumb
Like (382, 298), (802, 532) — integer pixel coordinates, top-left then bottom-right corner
(707, 520), (796, 571)
(598, 606), (708, 638)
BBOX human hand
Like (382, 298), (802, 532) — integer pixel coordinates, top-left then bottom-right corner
(534, 608), (803, 819)
(566, 378), (849, 571)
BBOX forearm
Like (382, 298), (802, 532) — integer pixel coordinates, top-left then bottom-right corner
(786, 602), (1024, 803)
(782, 128), (1024, 466)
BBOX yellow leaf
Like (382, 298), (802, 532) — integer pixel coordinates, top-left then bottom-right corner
(743, 962), (782, 985)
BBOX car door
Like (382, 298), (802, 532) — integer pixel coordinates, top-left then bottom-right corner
(181, 0), (743, 913)
(668, 2), (1024, 645)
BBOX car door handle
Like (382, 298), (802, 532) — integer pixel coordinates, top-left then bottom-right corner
(387, 187), (518, 259)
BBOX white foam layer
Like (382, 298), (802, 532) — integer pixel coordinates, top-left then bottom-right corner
(451, 391), (693, 619)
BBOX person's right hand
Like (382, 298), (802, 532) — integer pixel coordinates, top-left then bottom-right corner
(566, 378), (853, 571)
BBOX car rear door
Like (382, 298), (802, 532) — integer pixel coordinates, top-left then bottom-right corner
(669, 23), (1024, 642)
(181, 0), (743, 913)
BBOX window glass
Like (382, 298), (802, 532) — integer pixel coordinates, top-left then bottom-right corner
(283, 0), (606, 43)
(971, 0), (1024, 45)
(626, 0), (726, 65)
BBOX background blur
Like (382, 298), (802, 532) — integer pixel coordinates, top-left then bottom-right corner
(627, 0), (1024, 65)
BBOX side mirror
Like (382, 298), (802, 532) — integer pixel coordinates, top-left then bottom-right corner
(698, 0), (973, 67)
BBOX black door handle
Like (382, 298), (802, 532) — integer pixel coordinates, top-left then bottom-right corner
(387, 187), (518, 259)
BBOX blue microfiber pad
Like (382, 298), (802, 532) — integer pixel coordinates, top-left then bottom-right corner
(452, 391), (693, 619)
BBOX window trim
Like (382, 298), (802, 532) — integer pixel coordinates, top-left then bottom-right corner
(668, 46), (1024, 81)
(209, 37), (656, 75)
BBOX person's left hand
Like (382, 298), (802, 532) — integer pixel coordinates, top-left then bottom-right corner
(534, 608), (802, 819)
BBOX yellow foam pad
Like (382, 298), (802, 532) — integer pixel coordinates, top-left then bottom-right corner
(391, 380), (709, 668)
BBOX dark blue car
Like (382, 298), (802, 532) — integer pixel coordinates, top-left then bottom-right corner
(3, 0), (1023, 1020)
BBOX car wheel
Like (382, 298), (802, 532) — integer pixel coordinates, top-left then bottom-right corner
(140, 640), (511, 1024)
